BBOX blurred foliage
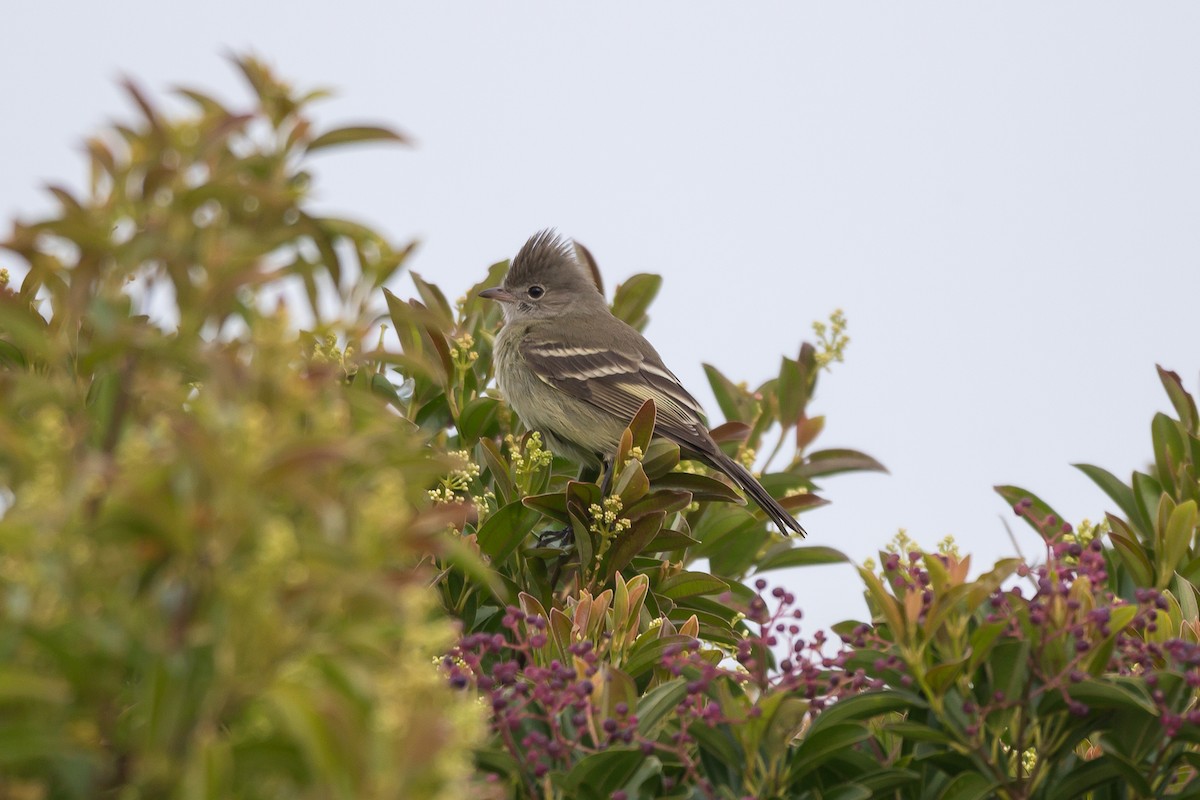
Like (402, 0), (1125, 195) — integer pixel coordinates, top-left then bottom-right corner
(0, 57), (483, 799)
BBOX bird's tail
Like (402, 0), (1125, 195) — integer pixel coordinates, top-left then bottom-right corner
(709, 451), (808, 538)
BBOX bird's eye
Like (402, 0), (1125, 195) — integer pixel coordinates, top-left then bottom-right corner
(527, 285), (545, 299)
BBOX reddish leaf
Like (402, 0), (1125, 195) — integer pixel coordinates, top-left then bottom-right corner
(306, 124), (411, 152)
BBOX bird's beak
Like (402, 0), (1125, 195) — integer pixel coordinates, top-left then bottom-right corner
(479, 287), (516, 303)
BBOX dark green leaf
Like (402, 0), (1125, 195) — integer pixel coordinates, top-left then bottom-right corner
(788, 723), (870, 780)
(806, 690), (921, 739)
(707, 526), (770, 577)
(644, 528), (700, 552)
(1050, 757), (1140, 799)
(606, 512), (666, 577)
(936, 773), (998, 800)
(651, 472), (744, 503)
(636, 679), (690, 734)
(987, 639), (1030, 702)
(1074, 463), (1140, 529)
(625, 490), (693, 521)
(477, 438), (514, 505)
(994, 485), (1067, 538)
(556, 749), (656, 796)
(641, 438), (680, 479)
(656, 571), (729, 600)
(754, 545), (847, 572)
(522, 491), (569, 525)
(622, 633), (694, 681)
(457, 396), (500, 443)
(1106, 513), (1154, 586)
(475, 501), (540, 563)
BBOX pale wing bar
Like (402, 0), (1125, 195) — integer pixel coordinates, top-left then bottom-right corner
(522, 342), (710, 447)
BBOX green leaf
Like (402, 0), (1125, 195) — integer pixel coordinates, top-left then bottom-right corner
(777, 355), (806, 426)
(763, 696), (810, 762)
(556, 749), (659, 797)
(754, 545), (847, 572)
(615, 459), (650, 506)
(703, 363), (753, 423)
(651, 472), (744, 503)
(937, 773), (998, 800)
(623, 634), (695, 681)
(1159, 364), (1198, 434)
(967, 620), (1007, 672)
(305, 124), (410, 152)
(805, 690), (922, 740)
(1050, 757), (1139, 799)
(636, 679), (690, 734)
(408, 272), (455, 330)
(987, 639), (1030, 703)
(641, 438), (680, 479)
(1106, 513), (1154, 587)
(859, 567), (905, 635)
(477, 438), (514, 505)
(610, 273), (662, 332)
(788, 723), (870, 780)
(926, 652), (969, 694)
(1074, 463), (1140, 529)
(1152, 412), (1187, 493)
(884, 721), (952, 743)
(994, 484), (1067, 538)
(606, 511), (666, 578)
(457, 396), (500, 443)
(644, 528), (700, 552)
(522, 491), (569, 525)
(797, 448), (887, 478)
(624, 490), (693, 521)
(1159, 500), (1198, 588)
(707, 526), (770, 577)
(656, 571), (729, 600)
(475, 501), (540, 563)
(688, 505), (762, 560)
(1133, 471), (1164, 539)
(1066, 678), (1157, 715)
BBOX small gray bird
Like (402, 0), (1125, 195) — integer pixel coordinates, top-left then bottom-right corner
(480, 230), (807, 537)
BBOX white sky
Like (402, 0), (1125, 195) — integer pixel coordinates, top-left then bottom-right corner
(5, 3), (1199, 634)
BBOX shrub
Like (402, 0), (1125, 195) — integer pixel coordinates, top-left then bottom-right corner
(0, 57), (483, 799)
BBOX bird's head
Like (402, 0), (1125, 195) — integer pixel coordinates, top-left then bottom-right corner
(480, 229), (607, 322)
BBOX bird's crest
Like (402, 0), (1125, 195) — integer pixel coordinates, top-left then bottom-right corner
(510, 229), (587, 287)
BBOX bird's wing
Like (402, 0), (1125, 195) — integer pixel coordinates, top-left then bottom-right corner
(520, 336), (713, 450)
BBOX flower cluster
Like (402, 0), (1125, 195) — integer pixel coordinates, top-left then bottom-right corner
(812, 308), (849, 370)
(860, 518), (1200, 744)
(505, 432), (553, 489)
(428, 450), (492, 516)
(445, 584), (876, 792)
(449, 332), (479, 372)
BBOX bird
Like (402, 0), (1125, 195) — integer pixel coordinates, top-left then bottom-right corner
(479, 230), (807, 537)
